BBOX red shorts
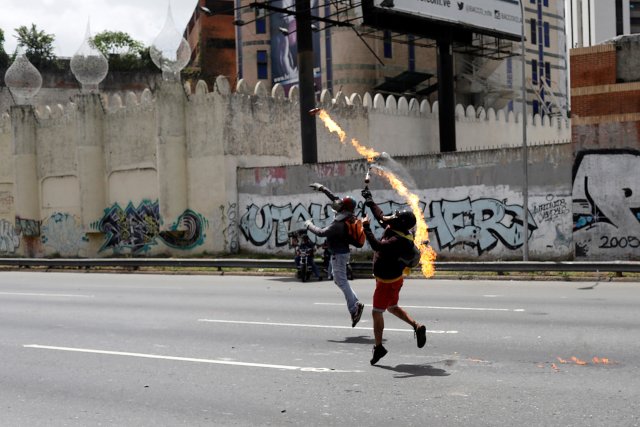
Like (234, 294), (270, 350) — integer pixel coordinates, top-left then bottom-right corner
(372, 276), (404, 312)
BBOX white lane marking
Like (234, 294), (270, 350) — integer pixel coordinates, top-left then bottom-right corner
(198, 319), (458, 334)
(23, 345), (362, 373)
(314, 302), (525, 312)
(0, 292), (94, 298)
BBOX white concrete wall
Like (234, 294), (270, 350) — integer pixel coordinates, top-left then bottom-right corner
(0, 76), (573, 259)
(236, 145), (577, 261)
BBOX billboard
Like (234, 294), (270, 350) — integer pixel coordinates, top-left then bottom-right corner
(369, 0), (522, 40)
(269, 0), (322, 93)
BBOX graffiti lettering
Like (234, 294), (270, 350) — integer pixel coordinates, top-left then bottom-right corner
(92, 200), (205, 254)
(15, 217), (40, 237)
(223, 203), (240, 253)
(314, 163), (346, 178)
(41, 213), (88, 256)
(159, 209), (207, 249)
(239, 197), (537, 255)
(428, 198), (537, 254)
(573, 150), (640, 232)
(533, 195), (569, 223)
(240, 202), (335, 247)
(599, 236), (640, 249)
(0, 191), (13, 215)
(0, 219), (20, 253)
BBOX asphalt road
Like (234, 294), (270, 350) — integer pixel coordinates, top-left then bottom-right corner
(0, 272), (638, 426)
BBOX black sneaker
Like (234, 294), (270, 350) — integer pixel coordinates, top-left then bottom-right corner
(351, 302), (364, 327)
(415, 324), (427, 348)
(370, 345), (388, 365)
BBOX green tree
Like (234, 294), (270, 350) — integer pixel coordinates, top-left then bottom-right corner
(0, 28), (9, 68)
(91, 30), (154, 71)
(14, 24), (56, 69)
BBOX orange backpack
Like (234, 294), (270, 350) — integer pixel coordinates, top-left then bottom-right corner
(344, 216), (365, 248)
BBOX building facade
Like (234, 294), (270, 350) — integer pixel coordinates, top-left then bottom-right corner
(570, 35), (640, 150)
(565, 0), (640, 48)
(231, 0), (568, 119)
(183, 0), (238, 87)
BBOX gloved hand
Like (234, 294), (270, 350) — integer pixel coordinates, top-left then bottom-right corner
(304, 219), (314, 228)
(309, 183), (325, 192)
(361, 188), (374, 206)
(362, 215), (371, 229)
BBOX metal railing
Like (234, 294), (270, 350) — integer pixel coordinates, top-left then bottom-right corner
(1, 258), (639, 274)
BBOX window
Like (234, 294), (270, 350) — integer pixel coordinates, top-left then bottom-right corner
(530, 19), (537, 45)
(532, 100), (539, 115)
(255, 9), (266, 34)
(257, 50), (268, 79)
(543, 22), (550, 47)
(543, 0), (548, 6)
(383, 31), (392, 58)
(531, 59), (538, 84)
(205, 0), (233, 15)
(207, 38), (236, 49)
(544, 62), (551, 86)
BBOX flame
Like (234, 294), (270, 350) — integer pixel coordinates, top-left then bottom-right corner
(558, 356), (612, 366)
(571, 356), (587, 365)
(316, 108), (437, 278)
(318, 110), (346, 142)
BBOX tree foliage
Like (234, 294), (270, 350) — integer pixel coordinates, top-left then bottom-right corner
(0, 28), (9, 68)
(91, 30), (155, 71)
(14, 24), (56, 69)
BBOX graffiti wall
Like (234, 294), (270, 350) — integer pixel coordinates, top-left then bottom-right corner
(572, 149), (640, 259)
(91, 200), (207, 255)
(238, 186), (573, 260)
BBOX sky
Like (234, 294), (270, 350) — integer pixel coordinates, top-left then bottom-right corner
(0, 0), (198, 57)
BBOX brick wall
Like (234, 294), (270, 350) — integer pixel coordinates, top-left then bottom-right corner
(570, 45), (617, 88)
(572, 83), (640, 116)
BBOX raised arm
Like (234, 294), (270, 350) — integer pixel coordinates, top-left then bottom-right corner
(361, 188), (385, 226)
(309, 183), (340, 201)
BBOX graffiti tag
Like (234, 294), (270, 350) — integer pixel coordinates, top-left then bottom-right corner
(41, 213), (88, 257)
(0, 219), (20, 253)
(239, 197), (537, 255)
(92, 200), (205, 254)
(532, 195), (569, 223)
(428, 197), (537, 254)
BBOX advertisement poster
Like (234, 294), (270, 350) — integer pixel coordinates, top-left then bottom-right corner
(270, 0), (322, 94)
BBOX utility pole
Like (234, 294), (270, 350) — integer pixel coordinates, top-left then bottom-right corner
(296, 0), (318, 164)
(519, 0), (529, 261)
(437, 32), (456, 152)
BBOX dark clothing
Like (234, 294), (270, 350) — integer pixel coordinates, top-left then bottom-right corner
(295, 242), (321, 278)
(363, 202), (416, 280)
(307, 216), (351, 254)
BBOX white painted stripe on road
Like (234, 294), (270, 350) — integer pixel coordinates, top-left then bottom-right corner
(198, 319), (458, 334)
(23, 345), (362, 373)
(0, 292), (94, 298)
(314, 302), (525, 312)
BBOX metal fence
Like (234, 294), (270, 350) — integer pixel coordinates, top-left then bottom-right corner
(1, 258), (639, 273)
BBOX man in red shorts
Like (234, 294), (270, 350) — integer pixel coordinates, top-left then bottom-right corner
(361, 189), (427, 365)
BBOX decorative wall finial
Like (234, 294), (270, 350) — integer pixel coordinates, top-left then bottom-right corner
(150, 2), (191, 81)
(4, 46), (42, 105)
(70, 19), (109, 93)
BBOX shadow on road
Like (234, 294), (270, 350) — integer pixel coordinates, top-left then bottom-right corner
(374, 364), (450, 378)
(327, 335), (380, 345)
